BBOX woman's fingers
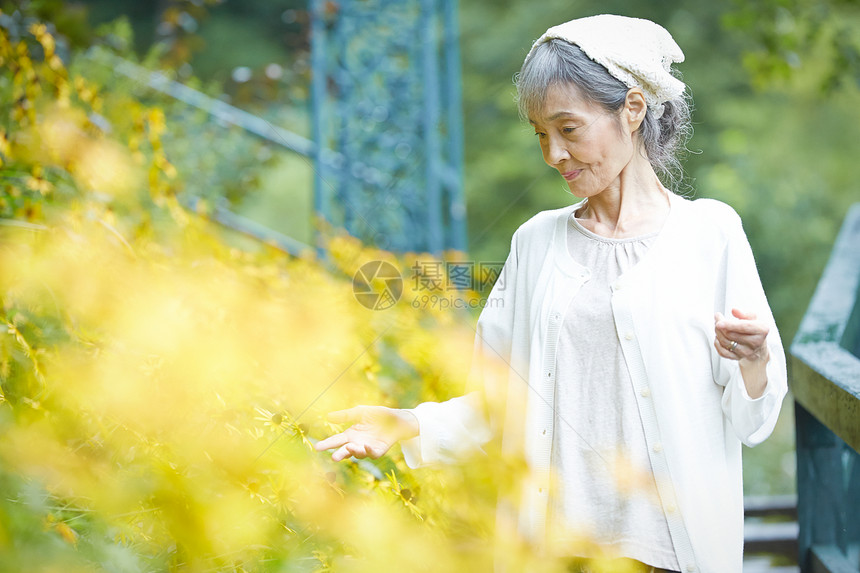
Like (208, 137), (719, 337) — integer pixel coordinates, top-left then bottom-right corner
(314, 432), (349, 452)
(714, 336), (755, 361)
(714, 338), (735, 360)
(316, 406), (401, 461)
(316, 424), (385, 462)
(717, 323), (769, 339)
(731, 308), (756, 321)
(346, 442), (369, 459)
(714, 309), (769, 362)
(316, 407), (372, 459)
(714, 330), (764, 351)
(715, 316), (769, 336)
(332, 444), (352, 462)
(323, 436), (367, 461)
(715, 311), (768, 339)
(330, 442), (371, 462)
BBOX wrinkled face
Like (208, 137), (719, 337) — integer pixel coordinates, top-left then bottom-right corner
(529, 83), (635, 198)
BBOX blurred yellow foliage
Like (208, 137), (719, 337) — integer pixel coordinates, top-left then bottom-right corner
(0, 11), (642, 573)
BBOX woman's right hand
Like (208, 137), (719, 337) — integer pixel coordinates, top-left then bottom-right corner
(314, 405), (419, 462)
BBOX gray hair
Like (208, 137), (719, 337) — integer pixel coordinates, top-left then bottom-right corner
(515, 39), (692, 191)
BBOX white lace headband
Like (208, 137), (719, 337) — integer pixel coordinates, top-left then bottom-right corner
(525, 14), (686, 109)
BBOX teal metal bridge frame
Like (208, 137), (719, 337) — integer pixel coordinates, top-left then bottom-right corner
(89, 0), (466, 258)
(791, 204), (860, 573)
(310, 0), (466, 255)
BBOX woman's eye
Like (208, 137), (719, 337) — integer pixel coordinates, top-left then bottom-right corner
(562, 127), (576, 135)
(534, 132), (546, 139)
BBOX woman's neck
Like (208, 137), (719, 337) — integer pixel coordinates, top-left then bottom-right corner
(575, 159), (671, 238)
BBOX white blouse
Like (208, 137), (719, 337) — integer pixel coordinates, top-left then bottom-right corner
(549, 215), (678, 570)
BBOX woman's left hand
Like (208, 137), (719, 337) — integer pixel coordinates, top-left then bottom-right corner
(714, 308), (771, 398)
(713, 308), (770, 365)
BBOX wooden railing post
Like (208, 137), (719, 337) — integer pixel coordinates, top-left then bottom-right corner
(790, 203), (860, 573)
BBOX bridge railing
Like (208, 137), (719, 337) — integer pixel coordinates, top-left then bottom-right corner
(790, 203), (860, 573)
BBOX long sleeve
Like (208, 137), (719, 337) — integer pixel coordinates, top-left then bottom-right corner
(712, 207), (788, 447)
(401, 233), (520, 468)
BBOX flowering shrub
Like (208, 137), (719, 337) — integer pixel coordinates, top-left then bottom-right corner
(0, 11), (525, 573)
(0, 7), (653, 572)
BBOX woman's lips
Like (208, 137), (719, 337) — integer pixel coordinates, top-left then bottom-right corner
(562, 169), (582, 181)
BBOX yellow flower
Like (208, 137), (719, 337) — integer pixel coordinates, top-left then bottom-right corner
(24, 175), (52, 194)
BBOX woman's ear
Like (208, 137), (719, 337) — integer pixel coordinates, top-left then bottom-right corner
(624, 88), (648, 132)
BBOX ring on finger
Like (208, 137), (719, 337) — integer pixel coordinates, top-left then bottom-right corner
(729, 340), (738, 352)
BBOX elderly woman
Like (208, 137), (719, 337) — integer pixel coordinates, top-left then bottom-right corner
(315, 14), (787, 573)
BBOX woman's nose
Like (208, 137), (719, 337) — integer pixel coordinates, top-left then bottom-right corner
(543, 135), (570, 166)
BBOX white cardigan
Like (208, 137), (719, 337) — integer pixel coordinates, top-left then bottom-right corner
(401, 193), (788, 573)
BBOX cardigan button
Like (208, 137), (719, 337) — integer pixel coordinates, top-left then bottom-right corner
(624, 332), (634, 341)
(686, 565), (696, 573)
(652, 443), (664, 453)
(667, 503), (677, 513)
(640, 387), (651, 398)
